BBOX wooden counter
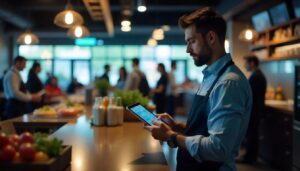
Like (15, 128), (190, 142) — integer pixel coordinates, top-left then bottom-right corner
(0, 109), (170, 171)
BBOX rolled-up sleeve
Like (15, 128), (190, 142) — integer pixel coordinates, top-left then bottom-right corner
(185, 79), (249, 162)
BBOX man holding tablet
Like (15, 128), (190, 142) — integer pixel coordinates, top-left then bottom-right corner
(145, 7), (252, 171)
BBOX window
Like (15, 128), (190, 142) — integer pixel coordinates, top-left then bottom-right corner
(124, 45), (139, 59)
(54, 60), (71, 90)
(55, 46), (91, 59)
(19, 45), (53, 59)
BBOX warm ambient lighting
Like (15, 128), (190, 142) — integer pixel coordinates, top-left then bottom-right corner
(137, 0), (147, 12)
(239, 28), (258, 42)
(54, 2), (84, 28)
(121, 25), (131, 32)
(147, 38), (157, 46)
(17, 30), (39, 45)
(121, 20), (131, 27)
(68, 25), (90, 39)
(152, 28), (164, 40)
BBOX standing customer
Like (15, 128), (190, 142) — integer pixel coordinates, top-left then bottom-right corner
(145, 7), (252, 171)
(26, 62), (44, 111)
(3, 56), (41, 119)
(166, 61), (179, 116)
(239, 55), (267, 163)
(151, 63), (168, 113)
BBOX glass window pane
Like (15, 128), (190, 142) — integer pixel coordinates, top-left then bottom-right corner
(155, 45), (171, 61)
(93, 46), (106, 60)
(140, 60), (160, 88)
(107, 45), (122, 59)
(74, 61), (90, 85)
(91, 60), (106, 79)
(54, 60), (71, 90)
(55, 45), (91, 59)
(171, 45), (189, 59)
(188, 59), (205, 83)
(174, 61), (185, 84)
(106, 60), (123, 86)
(124, 45), (139, 59)
(39, 60), (53, 83)
(19, 45), (53, 59)
(140, 46), (154, 59)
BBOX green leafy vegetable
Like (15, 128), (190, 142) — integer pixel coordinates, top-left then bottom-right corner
(34, 133), (63, 157)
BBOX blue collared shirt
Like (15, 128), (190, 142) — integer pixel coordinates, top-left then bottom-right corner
(184, 54), (252, 171)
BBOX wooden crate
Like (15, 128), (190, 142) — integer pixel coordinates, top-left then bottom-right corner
(0, 146), (72, 171)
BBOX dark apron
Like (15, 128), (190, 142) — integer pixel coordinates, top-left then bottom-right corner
(4, 76), (28, 120)
(177, 60), (234, 171)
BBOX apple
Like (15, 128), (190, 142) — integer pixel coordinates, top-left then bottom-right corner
(0, 144), (16, 161)
(9, 134), (21, 149)
(0, 132), (9, 149)
(19, 132), (34, 144)
(19, 143), (36, 161)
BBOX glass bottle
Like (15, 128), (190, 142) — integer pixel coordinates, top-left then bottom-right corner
(92, 97), (106, 126)
(107, 97), (118, 126)
(116, 97), (124, 125)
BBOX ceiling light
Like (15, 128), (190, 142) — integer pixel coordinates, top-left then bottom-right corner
(68, 25), (90, 39)
(17, 30), (39, 45)
(161, 25), (170, 31)
(239, 28), (258, 42)
(121, 20), (131, 27)
(147, 38), (157, 46)
(121, 25), (131, 32)
(152, 28), (164, 40)
(54, 2), (84, 28)
(137, 0), (147, 12)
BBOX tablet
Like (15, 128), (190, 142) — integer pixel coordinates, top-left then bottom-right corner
(127, 103), (161, 126)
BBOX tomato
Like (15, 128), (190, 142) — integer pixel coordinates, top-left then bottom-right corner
(13, 152), (21, 162)
(0, 132), (9, 149)
(0, 144), (16, 161)
(34, 151), (49, 162)
(19, 132), (34, 144)
(9, 134), (21, 149)
(19, 143), (36, 161)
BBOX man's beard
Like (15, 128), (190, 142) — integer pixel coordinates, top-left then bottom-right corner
(193, 42), (212, 67)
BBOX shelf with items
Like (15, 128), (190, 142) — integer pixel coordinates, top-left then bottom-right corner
(251, 18), (300, 62)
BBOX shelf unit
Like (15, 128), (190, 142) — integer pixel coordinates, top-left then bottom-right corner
(251, 18), (300, 62)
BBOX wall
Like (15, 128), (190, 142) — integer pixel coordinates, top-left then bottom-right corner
(261, 59), (300, 100)
(0, 21), (9, 77)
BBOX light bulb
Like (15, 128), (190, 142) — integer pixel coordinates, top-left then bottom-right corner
(147, 38), (157, 46)
(137, 6), (147, 12)
(245, 29), (253, 40)
(75, 26), (83, 37)
(121, 26), (131, 32)
(24, 35), (32, 45)
(121, 20), (131, 27)
(65, 11), (74, 25)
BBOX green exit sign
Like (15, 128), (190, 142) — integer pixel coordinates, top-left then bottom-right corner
(75, 38), (97, 46)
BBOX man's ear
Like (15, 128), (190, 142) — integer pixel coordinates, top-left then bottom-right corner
(205, 31), (217, 46)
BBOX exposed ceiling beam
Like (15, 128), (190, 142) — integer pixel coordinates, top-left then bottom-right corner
(0, 2), (32, 28)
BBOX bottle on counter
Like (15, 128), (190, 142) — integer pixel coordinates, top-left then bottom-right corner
(107, 97), (119, 126)
(116, 97), (124, 125)
(92, 97), (106, 126)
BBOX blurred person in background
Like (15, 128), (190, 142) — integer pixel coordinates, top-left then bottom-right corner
(45, 76), (63, 97)
(26, 62), (44, 111)
(0, 70), (7, 119)
(67, 78), (83, 94)
(124, 58), (150, 97)
(237, 55), (267, 164)
(101, 64), (111, 83)
(166, 61), (179, 116)
(151, 63), (168, 113)
(115, 66), (127, 90)
(3, 56), (41, 119)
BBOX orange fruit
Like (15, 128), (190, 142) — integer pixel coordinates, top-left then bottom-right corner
(34, 151), (49, 162)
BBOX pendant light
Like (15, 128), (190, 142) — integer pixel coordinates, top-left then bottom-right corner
(17, 30), (39, 45)
(54, 1), (84, 28)
(239, 28), (258, 42)
(67, 25), (90, 39)
(137, 0), (147, 12)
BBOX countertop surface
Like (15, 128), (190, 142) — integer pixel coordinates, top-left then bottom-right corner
(0, 107), (170, 171)
(265, 100), (294, 115)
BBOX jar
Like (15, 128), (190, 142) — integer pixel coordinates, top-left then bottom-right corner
(92, 97), (106, 126)
(107, 97), (119, 126)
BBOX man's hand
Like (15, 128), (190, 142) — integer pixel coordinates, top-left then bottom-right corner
(144, 120), (174, 141)
(31, 94), (41, 102)
(157, 113), (186, 133)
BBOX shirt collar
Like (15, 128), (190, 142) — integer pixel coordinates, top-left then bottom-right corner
(202, 53), (232, 77)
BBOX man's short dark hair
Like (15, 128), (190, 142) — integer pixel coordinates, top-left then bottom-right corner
(178, 7), (227, 44)
(132, 58), (139, 65)
(171, 61), (176, 68)
(244, 55), (260, 67)
(104, 64), (110, 70)
(14, 56), (26, 64)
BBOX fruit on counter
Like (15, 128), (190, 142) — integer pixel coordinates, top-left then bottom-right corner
(34, 151), (49, 162)
(0, 131), (64, 163)
(19, 143), (36, 161)
(19, 132), (34, 144)
(0, 132), (9, 149)
(0, 144), (16, 161)
(33, 106), (57, 117)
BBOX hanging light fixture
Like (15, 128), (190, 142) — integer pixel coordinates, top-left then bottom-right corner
(152, 28), (164, 40)
(67, 25), (90, 39)
(137, 0), (147, 12)
(17, 30), (39, 45)
(147, 38), (157, 46)
(54, 1), (84, 28)
(239, 28), (258, 42)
